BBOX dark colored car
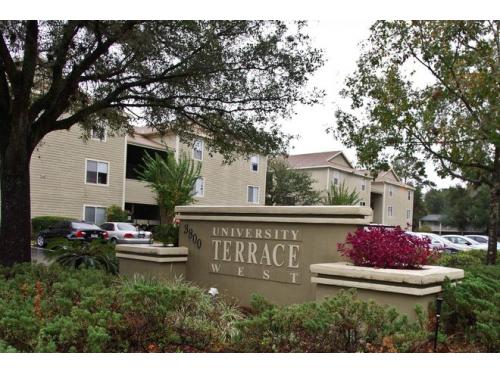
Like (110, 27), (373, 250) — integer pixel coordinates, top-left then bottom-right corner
(35, 221), (109, 247)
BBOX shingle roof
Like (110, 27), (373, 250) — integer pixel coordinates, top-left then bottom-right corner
(286, 151), (342, 168)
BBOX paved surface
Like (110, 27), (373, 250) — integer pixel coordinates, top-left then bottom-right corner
(31, 247), (51, 265)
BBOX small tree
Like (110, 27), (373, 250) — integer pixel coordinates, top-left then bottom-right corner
(265, 158), (321, 205)
(137, 150), (201, 224)
(106, 205), (129, 222)
(324, 181), (361, 205)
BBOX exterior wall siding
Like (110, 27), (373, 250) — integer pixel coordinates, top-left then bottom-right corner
(30, 126), (126, 220)
(177, 139), (267, 205)
(379, 182), (414, 229)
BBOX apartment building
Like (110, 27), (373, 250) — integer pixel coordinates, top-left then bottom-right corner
(286, 151), (414, 228)
(30, 125), (267, 225)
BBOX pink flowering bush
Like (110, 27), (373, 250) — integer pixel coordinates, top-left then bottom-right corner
(337, 226), (434, 269)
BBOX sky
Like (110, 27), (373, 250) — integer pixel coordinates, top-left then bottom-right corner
(279, 20), (458, 190)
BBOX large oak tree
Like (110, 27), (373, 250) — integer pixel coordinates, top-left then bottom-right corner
(0, 21), (323, 265)
(335, 21), (499, 264)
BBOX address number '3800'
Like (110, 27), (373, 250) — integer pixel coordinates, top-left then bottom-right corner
(183, 224), (202, 249)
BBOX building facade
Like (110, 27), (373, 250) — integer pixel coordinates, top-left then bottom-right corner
(286, 151), (414, 229)
(30, 125), (267, 225)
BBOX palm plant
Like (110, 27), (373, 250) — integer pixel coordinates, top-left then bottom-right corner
(136, 150), (201, 224)
(324, 181), (361, 205)
(46, 240), (118, 274)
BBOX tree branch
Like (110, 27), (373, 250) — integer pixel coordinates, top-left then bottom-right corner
(0, 32), (18, 83)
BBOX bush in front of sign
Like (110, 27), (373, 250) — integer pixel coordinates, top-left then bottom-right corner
(232, 290), (428, 352)
(337, 226), (435, 269)
(153, 224), (179, 246)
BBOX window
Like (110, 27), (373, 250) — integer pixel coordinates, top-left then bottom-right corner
(361, 179), (366, 191)
(407, 190), (411, 200)
(90, 126), (107, 141)
(247, 186), (260, 204)
(407, 209), (411, 219)
(84, 206), (107, 225)
(192, 177), (204, 197)
(100, 223), (115, 231)
(359, 201), (366, 206)
(193, 139), (203, 161)
(250, 155), (259, 172)
(389, 185), (393, 197)
(387, 206), (393, 217)
(86, 160), (109, 185)
(332, 171), (340, 185)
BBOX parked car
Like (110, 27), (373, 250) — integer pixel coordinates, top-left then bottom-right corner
(35, 221), (108, 247)
(406, 232), (465, 253)
(465, 235), (500, 250)
(100, 222), (153, 244)
(442, 235), (487, 251)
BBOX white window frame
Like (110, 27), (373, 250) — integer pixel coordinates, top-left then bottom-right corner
(361, 179), (366, 191)
(388, 206), (393, 217)
(82, 204), (108, 224)
(247, 185), (260, 204)
(407, 209), (412, 219)
(407, 190), (411, 200)
(192, 139), (203, 161)
(359, 201), (366, 207)
(389, 185), (393, 197)
(193, 177), (205, 198)
(250, 155), (259, 172)
(332, 171), (340, 186)
(85, 158), (110, 186)
(90, 127), (107, 142)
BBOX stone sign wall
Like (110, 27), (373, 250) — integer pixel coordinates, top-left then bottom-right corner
(177, 206), (372, 305)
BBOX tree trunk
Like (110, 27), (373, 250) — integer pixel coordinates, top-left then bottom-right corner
(486, 148), (500, 265)
(0, 131), (32, 266)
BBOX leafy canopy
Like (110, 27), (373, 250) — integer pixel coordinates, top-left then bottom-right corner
(0, 21), (324, 159)
(334, 21), (498, 186)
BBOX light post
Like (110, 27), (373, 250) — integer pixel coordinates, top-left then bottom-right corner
(434, 296), (443, 352)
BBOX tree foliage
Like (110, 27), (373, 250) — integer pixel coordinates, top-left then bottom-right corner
(334, 21), (499, 263)
(265, 158), (321, 205)
(136, 150), (201, 224)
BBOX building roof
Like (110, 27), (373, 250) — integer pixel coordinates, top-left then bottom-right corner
(420, 214), (443, 222)
(286, 151), (343, 169)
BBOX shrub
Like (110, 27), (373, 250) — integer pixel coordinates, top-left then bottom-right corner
(232, 290), (428, 352)
(433, 250), (485, 268)
(31, 216), (76, 238)
(153, 224), (179, 246)
(106, 205), (129, 222)
(0, 264), (242, 352)
(337, 226), (434, 269)
(46, 240), (118, 274)
(439, 263), (500, 352)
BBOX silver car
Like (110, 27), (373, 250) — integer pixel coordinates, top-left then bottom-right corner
(100, 222), (153, 244)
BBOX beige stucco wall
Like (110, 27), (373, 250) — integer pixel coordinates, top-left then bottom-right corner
(30, 126), (126, 219)
(376, 181), (414, 229)
(177, 205), (372, 305)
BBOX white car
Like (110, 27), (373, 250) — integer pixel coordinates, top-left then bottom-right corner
(441, 235), (487, 251)
(406, 232), (465, 253)
(100, 222), (153, 244)
(464, 235), (500, 250)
